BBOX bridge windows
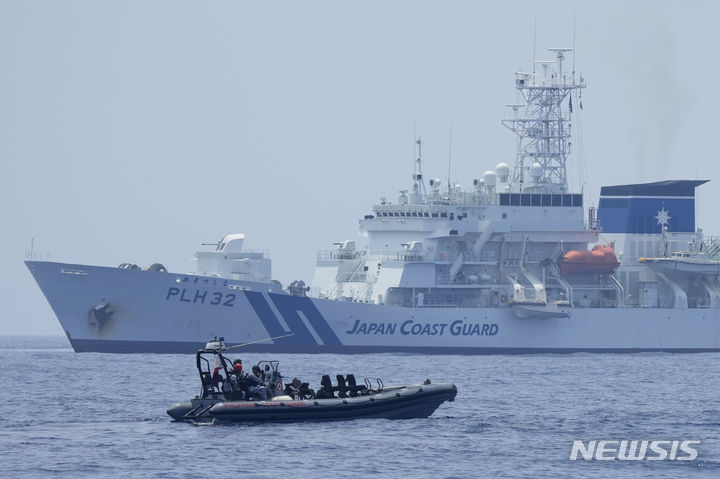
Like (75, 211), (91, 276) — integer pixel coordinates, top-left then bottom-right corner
(499, 193), (583, 208)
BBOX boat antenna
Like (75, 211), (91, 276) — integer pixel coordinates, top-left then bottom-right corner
(223, 333), (295, 351)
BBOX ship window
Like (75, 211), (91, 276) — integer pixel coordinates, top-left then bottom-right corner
(529, 194), (539, 206)
(572, 194), (583, 207)
(424, 212), (429, 217)
(499, 194), (510, 206)
(552, 194), (562, 206)
(510, 194), (521, 206)
(542, 194), (552, 206)
(412, 212), (418, 217)
(440, 212), (448, 218)
(562, 194), (572, 207)
(502, 213), (507, 219)
(521, 194), (531, 206)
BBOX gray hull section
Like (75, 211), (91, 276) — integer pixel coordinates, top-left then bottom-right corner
(26, 261), (720, 354)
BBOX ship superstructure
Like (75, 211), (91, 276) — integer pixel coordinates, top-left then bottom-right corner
(313, 49), (618, 317)
(194, 234), (271, 282)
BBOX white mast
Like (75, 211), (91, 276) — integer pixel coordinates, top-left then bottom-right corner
(411, 137), (427, 204)
(502, 48), (585, 193)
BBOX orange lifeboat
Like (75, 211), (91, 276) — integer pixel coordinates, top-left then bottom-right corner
(558, 244), (620, 275)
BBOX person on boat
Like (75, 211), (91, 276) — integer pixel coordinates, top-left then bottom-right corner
(212, 365), (224, 391)
(218, 359), (243, 396)
(247, 365), (268, 400)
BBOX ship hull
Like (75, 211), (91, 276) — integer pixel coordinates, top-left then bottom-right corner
(26, 261), (720, 354)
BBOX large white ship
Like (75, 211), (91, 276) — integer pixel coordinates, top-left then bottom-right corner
(27, 49), (720, 353)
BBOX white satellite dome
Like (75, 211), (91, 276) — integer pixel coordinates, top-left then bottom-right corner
(530, 162), (543, 180)
(495, 162), (510, 182)
(483, 170), (497, 187)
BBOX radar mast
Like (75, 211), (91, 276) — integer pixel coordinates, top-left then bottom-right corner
(502, 48), (584, 193)
(411, 137), (427, 204)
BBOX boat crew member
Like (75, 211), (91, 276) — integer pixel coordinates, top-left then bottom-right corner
(248, 365), (268, 400)
(222, 359), (242, 390)
(232, 359), (244, 375)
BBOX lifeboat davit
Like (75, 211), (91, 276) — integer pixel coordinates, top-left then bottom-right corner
(558, 244), (620, 275)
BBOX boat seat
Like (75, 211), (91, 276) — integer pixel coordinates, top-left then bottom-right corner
(298, 382), (315, 399)
(201, 372), (214, 397)
(336, 374), (349, 398)
(346, 374), (368, 396)
(316, 374), (335, 399)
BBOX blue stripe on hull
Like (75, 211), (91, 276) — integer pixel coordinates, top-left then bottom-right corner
(268, 293), (342, 346)
(69, 338), (720, 355)
(243, 291), (292, 341)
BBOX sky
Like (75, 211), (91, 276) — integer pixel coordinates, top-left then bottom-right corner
(2, 0), (719, 335)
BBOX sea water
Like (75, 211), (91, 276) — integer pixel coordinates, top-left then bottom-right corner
(1, 336), (719, 478)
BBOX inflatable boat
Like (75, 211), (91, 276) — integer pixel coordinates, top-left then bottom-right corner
(168, 337), (457, 423)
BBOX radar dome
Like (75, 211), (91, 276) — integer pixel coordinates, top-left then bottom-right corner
(495, 163), (510, 182)
(483, 170), (497, 187)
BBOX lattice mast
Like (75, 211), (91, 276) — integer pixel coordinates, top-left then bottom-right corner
(502, 48), (585, 193)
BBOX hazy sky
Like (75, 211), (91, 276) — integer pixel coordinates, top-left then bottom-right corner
(2, 1), (718, 335)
